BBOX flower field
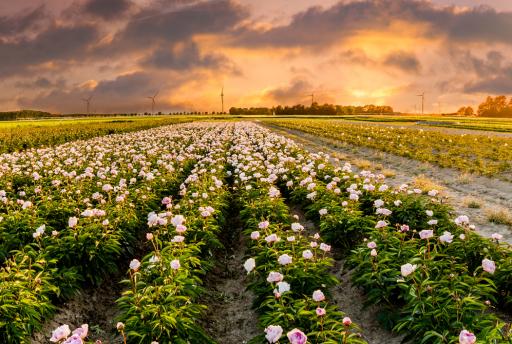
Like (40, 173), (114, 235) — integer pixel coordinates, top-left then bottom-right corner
(264, 119), (512, 180)
(0, 121), (511, 344)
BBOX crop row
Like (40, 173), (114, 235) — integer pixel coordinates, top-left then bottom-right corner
(262, 133), (512, 343)
(229, 125), (367, 343)
(0, 117), (192, 154)
(0, 123), (220, 342)
(265, 119), (512, 179)
(115, 124), (232, 343)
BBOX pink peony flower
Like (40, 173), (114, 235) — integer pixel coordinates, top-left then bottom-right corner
(278, 254), (293, 265)
(343, 317), (352, 326)
(129, 259), (141, 271)
(170, 259), (180, 270)
(259, 221), (270, 229)
(302, 250), (313, 260)
(312, 290), (325, 302)
(265, 325), (283, 343)
(439, 231), (454, 244)
(72, 324), (88, 339)
(459, 330), (476, 344)
(244, 258), (256, 273)
(370, 249), (377, 257)
(491, 233), (503, 241)
(367, 241), (377, 249)
(63, 334), (83, 344)
(287, 329), (307, 344)
(316, 307), (326, 316)
(319, 243), (331, 252)
(419, 229), (434, 239)
(401, 263), (417, 277)
(50, 324), (71, 342)
(251, 231), (260, 240)
(482, 259), (496, 274)
(267, 271), (284, 283)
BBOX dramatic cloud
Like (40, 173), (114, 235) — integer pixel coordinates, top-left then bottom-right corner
(105, 0), (248, 54)
(141, 41), (233, 71)
(264, 78), (313, 104)
(2, 0), (512, 113)
(383, 51), (421, 73)
(233, 0), (512, 48)
(0, 24), (100, 77)
(83, 0), (133, 19)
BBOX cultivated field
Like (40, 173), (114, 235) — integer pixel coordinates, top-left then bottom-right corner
(0, 119), (511, 344)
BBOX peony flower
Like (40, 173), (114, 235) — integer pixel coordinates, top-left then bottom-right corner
(50, 324), (71, 342)
(482, 259), (496, 274)
(278, 254), (293, 265)
(427, 219), (438, 226)
(129, 259), (141, 271)
(343, 317), (352, 326)
(439, 231), (454, 244)
(419, 229), (434, 239)
(302, 250), (313, 260)
(63, 334), (83, 344)
(319, 208), (328, 216)
(68, 217), (78, 228)
(491, 233), (503, 241)
(116, 322), (125, 331)
(276, 281), (290, 294)
(244, 258), (256, 273)
(312, 290), (325, 302)
(146, 233), (154, 241)
(251, 231), (260, 240)
(287, 329), (307, 344)
(264, 325), (283, 343)
(319, 243), (331, 252)
(258, 221), (270, 229)
(426, 210), (434, 217)
(459, 330), (476, 344)
(72, 324), (88, 339)
(170, 215), (185, 227)
(375, 220), (388, 229)
(401, 263), (417, 277)
(316, 307), (326, 316)
(291, 222), (304, 232)
(374, 199), (384, 208)
(265, 233), (280, 244)
(367, 241), (377, 249)
(170, 259), (180, 270)
(267, 271), (284, 283)
(455, 215), (470, 227)
(370, 249), (377, 257)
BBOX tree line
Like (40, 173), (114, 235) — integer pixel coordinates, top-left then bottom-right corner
(458, 96), (512, 117)
(229, 102), (394, 116)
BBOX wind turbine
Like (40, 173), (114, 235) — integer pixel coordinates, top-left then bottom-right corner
(306, 93), (314, 106)
(147, 90), (159, 114)
(82, 95), (93, 116)
(220, 86), (224, 113)
(417, 92), (425, 115)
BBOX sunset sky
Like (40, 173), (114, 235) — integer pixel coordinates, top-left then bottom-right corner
(1, 0), (512, 114)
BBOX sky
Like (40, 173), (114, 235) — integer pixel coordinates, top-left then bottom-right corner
(1, 0), (512, 114)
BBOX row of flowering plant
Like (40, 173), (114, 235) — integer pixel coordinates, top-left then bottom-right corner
(274, 140), (512, 343)
(116, 124), (232, 343)
(230, 124), (367, 344)
(0, 124), (209, 342)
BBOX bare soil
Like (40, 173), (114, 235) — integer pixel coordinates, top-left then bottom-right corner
(31, 277), (123, 344)
(267, 124), (512, 244)
(201, 213), (260, 344)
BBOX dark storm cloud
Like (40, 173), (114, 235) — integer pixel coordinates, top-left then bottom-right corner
(83, 0), (133, 19)
(383, 51), (421, 73)
(265, 78), (313, 103)
(0, 5), (47, 36)
(141, 41), (233, 71)
(105, 0), (248, 54)
(0, 24), (99, 77)
(15, 77), (67, 89)
(233, 0), (512, 48)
